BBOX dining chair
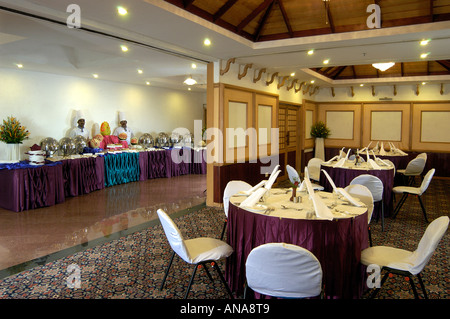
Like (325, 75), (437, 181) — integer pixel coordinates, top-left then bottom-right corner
(392, 169), (435, 223)
(344, 184), (375, 246)
(350, 174), (385, 231)
(307, 158), (324, 182)
(396, 156), (426, 186)
(221, 180), (252, 239)
(157, 209), (234, 299)
(286, 165), (324, 191)
(361, 216), (449, 299)
(244, 243), (323, 299)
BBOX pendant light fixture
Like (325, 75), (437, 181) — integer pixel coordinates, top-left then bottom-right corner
(183, 75), (197, 85)
(372, 62), (395, 71)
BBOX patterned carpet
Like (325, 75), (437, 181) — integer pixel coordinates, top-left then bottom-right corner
(0, 179), (448, 300)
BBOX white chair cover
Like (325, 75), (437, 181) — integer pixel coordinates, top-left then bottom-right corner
(157, 209), (233, 265)
(344, 184), (374, 223)
(246, 243), (322, 298)
(350, 174), (383, 202)
(393, 169), (435, 196)
(398, 157), (426, 176)
(307, 158), (324, 181)
(223, 180), (252, 217)
(361, 216), (449, 275)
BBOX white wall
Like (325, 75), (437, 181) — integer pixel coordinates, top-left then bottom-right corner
(0, 68), (206, 160)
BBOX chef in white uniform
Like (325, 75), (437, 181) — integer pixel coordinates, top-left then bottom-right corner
(113, 111), (133, 145)
(69, 110), (90, 140)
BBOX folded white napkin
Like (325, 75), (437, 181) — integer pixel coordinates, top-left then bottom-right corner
(264, 170), (281, 190)
(336, 188), (365, 207)
(321, 169), (338, 192)
(304, 177), (334, 220)
(338, 147), (346, 159)
(333, 158), (346, 167)
(375, 157), (390, 166)
(367, 158), (381, 169)
(324, 155), (339, 164)
(345, 149), (351, 160)
(240, 180), (266, 195)
(379, 142), (386, 155)
(240, 188), (267, 208)
(366, 149), (371, 161)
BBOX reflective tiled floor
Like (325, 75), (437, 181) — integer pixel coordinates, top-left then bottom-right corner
(0, 174), (206, 271)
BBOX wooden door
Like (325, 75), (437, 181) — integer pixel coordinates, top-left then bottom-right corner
(278, 103), (301, 180)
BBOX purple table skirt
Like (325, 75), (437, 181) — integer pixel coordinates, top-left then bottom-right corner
(226, 203), (369, 299)
(0, 163), (65, 212)
(61, 156), (105, 197)
(320, 165), (395, 218)
(139, 148), (206, 180)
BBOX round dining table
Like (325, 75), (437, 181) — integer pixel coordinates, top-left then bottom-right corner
(225, 188), (369, 299)
(320, 160), (395, 218)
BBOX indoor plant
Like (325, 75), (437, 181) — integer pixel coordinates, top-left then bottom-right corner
(1, 116), (30, 161)
(310, 121), (330, 160)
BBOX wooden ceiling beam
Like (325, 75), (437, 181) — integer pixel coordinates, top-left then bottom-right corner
(183, 0), (195, 9)
(213, 0), (238, 22)
(323, 0), (335, 33)
(278, 0), (293, 37)
(436, 60), (450, 71)
(237, 0), (274, 32)
(254, 1), (276, 41)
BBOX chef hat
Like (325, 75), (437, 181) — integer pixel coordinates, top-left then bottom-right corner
(119, 111), (126, 122)
(73, 110), (85, 126)
(76, 110), (85, 121)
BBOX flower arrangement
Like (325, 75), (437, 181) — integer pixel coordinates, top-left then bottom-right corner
(0, 116), (30, 143)
(310, 121), (331, 138)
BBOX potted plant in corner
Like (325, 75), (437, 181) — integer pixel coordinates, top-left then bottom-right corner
(310, 121), (330, 161)
(0, 116), (30, 161)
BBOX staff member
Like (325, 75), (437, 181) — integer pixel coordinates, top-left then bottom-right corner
(113, 111), (133, 145)
(69, 110), (90, 139)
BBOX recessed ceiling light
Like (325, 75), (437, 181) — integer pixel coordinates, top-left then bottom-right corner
(420, 52), (430, 59)
(146, 81), (150, 85)
(117, 6), (128, 15)
(422, 82), (427, 85)
(188, 88), (192, 91)
(203, 38), (211, 46)
(310, 80), (315, 84)
(420, 39), (431, 46)
(307, 49), (314, 55)
(16, 63), (23, 68)
(121, 45), (128, 52)
(323, 59), (330, 64)
(137, 69), (143, 74)
(360, 84), (364, 87)
(92, 74), (99, 78)
(191, 63), (197, 69)
(290, 72), (295, 76)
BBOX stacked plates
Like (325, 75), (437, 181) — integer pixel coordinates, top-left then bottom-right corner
(26, 150), (46, 165)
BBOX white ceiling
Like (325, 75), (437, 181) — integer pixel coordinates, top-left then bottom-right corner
(1, 0), (450, 91)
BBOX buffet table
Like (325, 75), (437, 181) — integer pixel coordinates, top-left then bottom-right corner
(0, 161), (65, 212)
(0, 147), (206, 212)
(320, 161), (395, 217)
(226, 188), (369, 299)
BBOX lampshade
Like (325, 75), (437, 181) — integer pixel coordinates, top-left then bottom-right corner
(372, 62), (395, 72)
(183, 76), (197, 85)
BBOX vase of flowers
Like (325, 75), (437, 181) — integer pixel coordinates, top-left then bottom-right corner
(310, 121), (330, 161)
(1, 116), (30, 161)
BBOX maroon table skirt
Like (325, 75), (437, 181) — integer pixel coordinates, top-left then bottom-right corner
(320, 165), (395, 218)
(61, 156), (105, 197)
(226, 203), (369, 299)
(0, 164), (65, 212)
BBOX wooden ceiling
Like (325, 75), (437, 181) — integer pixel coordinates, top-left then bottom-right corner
(164, 0), (450, 42)
(313, 60), (450, 80)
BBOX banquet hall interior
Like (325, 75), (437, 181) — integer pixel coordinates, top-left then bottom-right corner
(0, 0), (449, 300)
